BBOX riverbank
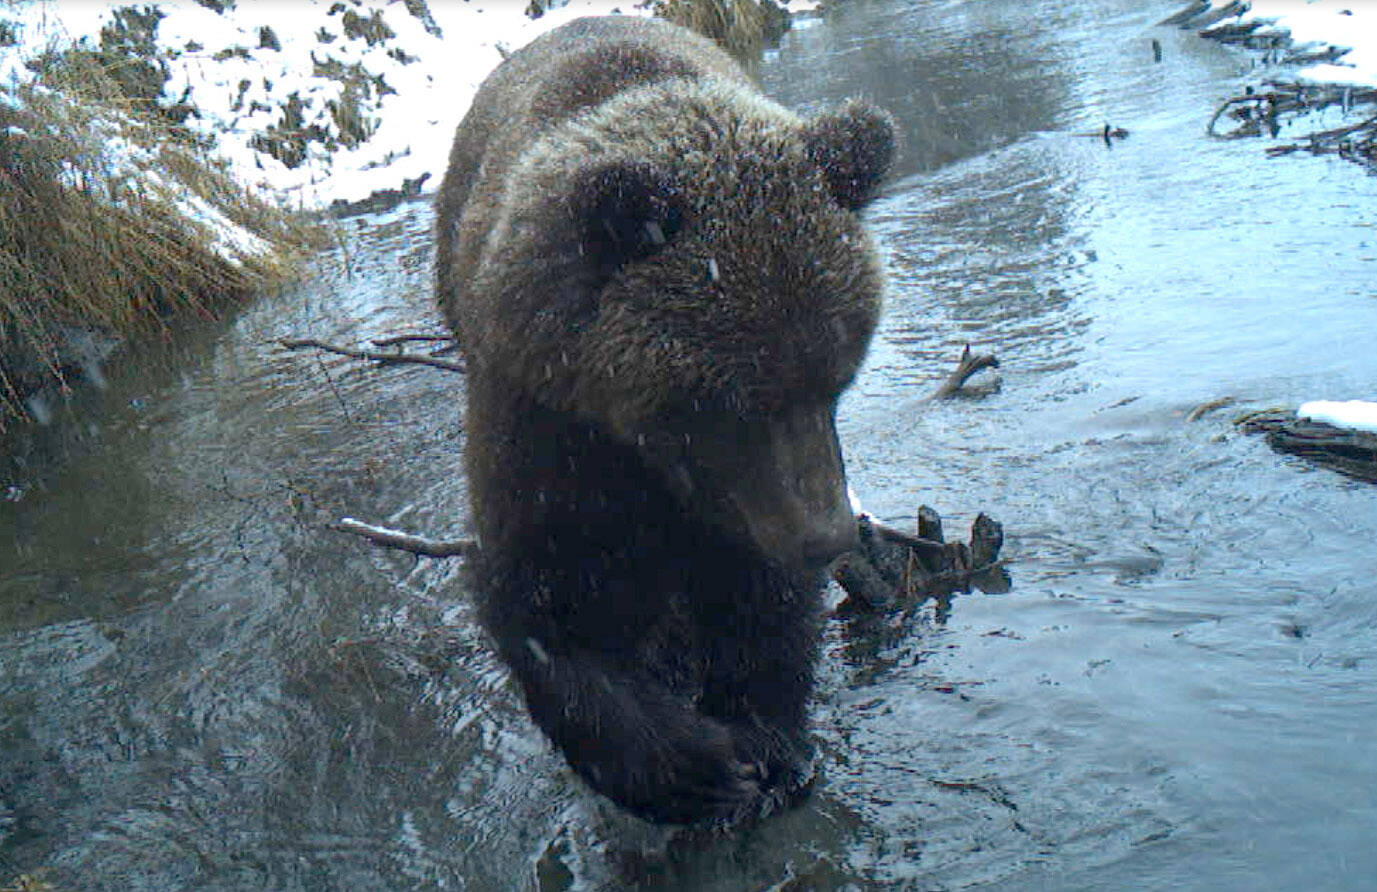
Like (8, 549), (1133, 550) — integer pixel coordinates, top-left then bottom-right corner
(6, 0), (1366, 433)
(1165, 0), (1377, 169)
(4, 0), (805, 212)
(0, 0), (802, 431)
(0, 72), (312, 431)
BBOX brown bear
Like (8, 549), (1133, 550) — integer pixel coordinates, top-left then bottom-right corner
(435, 15), (894, 826)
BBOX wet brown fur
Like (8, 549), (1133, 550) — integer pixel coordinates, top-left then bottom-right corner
(435, 15), (894, 825)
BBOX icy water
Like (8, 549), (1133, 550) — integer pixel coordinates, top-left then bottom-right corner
(3, 1), (1376, 889)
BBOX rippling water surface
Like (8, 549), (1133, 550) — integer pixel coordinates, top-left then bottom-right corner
(3, 1), (1375, 889)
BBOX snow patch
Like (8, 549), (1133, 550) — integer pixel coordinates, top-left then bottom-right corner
(4, 0), (650, 209)
(1297, 400), (1377, 434)
(1199, 0), (1377, 87)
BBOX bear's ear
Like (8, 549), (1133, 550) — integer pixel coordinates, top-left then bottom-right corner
(567, 159), (685, 276)
(803, 99), (896, 210)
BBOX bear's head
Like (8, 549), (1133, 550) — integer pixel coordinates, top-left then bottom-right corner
(474, 88), (895, 570)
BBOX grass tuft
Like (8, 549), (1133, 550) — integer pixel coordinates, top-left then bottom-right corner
(651, 0), (790, 58)
(0, 48), (318, 429)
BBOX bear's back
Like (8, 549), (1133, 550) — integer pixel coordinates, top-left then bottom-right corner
(435, 16), (748, 337)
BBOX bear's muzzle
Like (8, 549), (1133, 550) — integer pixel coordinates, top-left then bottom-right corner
(724, 405), (858, 571)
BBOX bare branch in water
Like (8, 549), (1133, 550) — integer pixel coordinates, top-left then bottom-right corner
(329, 517), (474, 557)
(932, 344), (1000, 399)
(1186, 395), (1237, 422)
(370, 332), (456, 349)
(280, 337), (465, 373)
(834, 509), (1009, 614)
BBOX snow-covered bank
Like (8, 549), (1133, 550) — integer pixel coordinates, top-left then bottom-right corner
(1, 0), (810, 424)
(1299, 400), (1377, 434)
(0, 1), (819, 211)
(1166, 0), (1377, 171)
(1168, 0), (1377, 88)
(4, 1), (652, 209)
(1226, 0), (1375, 87)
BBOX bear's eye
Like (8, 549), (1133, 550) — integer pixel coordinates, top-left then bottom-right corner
(571, 160), (685, 277)
(587, 207), (682, 276)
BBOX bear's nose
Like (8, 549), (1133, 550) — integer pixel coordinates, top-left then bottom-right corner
(724, 406), (858, 570)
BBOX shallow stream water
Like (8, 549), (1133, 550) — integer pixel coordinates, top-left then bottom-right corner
(3, 1), (1375, 889)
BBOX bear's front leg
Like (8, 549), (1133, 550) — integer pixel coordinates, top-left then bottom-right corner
(497, 629), (772, 826)
(696, 576), (826, 813)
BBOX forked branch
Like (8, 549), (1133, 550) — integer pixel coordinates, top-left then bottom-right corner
(932, 344), (1000, 399)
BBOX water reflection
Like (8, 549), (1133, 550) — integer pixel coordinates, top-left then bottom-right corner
(762, 0), (1084, 177)
(867, 147), (1093, 393)
(0, 201), (509, 889)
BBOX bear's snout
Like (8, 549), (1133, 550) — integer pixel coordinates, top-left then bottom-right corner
(726, 406), (858, 570)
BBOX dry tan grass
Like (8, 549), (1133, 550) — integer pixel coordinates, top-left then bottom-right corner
(0, 870), (60, 892)
(0, 52), (318, 428)
(652, 0), (789, 58)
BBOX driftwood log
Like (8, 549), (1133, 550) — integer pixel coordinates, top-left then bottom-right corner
(1236, 408), (1377, 484)
(832, 508), (1009, 615)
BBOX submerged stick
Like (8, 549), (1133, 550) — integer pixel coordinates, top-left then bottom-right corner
(331, 512), (947, 563)
(1186, 395), (1237, 422)
(329, 517), (474, 557)
(280, 337), (465, 373)
(370, 332), (456, 348)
